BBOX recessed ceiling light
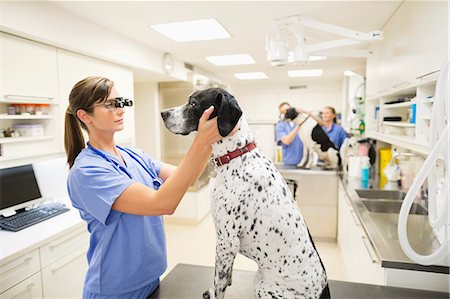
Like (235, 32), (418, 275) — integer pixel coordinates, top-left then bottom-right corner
(288, 69), (323, 78)
(308, 56), (327, 61)
(206, 54), (255, 66)
(344, 70), (356, 76)
(150, 19), (231, 42)
(234, 72), (268, 80)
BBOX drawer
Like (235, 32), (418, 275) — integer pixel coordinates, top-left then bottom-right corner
(40, 226), (89, 268)
(42, 244), (88, 298)
(0, 271), (42, 299)
(0, 250), (40, 293)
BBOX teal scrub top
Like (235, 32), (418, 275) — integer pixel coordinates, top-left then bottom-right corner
(67, 146), (166, 296)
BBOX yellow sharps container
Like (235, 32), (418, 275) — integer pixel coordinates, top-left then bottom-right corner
(379, 148), (392, 189)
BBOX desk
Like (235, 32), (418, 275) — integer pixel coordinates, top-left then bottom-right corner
(150, 264), (449, 299)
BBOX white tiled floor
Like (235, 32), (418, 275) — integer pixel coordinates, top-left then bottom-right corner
(163, 213), (347, 281)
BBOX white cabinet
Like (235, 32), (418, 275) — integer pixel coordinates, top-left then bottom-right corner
(337, 182), (386, 285)
(57, 50), (135, 148)
(0, 272), (43, 299)
(42, 244), (88, 298)
(0, 34), (61, 163)
(364, 75), (437, 155)
(0, 250), (40, 293)
(1, 34), (57, 100)
(0, 226), (89, 298)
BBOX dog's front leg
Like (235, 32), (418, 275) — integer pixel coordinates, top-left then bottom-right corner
(203, 235), (239, 299)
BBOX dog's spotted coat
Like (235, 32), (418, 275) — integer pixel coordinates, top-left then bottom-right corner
(161, 88), (329, 299)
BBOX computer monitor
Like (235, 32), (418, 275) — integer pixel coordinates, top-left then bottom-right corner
(0, 164), (43, 217)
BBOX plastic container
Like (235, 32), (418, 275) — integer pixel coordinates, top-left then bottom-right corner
(409, 103), (416, 124)
(361, 156), (370, 183)
(11, 124), (44, 137)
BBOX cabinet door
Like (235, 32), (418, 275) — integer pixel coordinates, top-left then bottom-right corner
(40, 225), (89, 268)
(337, 184), (385, 285)
(41, 244), (88, 298)
(0, 249), (40, 293)
(1, 34), (57, 100)
(57, 50), (135, 150)
(0, 272), (42, 299)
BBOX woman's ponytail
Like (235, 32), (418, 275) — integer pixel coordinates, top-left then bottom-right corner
(64, 106), (85, 168)
(64, 76), (114, 168)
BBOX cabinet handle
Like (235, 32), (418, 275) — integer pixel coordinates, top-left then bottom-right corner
(416, 70), (439, 80)
(350, 210), (361, 226)
(361, 236), (378, 264)
(50, 250), (85, 272)
(48, 228), (85, 249)
(4, 94), (54, 100)
(2, 256), (33, 274)
(8, 283), (34, 298)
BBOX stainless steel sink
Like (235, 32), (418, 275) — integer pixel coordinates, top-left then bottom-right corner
(355, 189), (405, 200)
(362, 200), (428, 215)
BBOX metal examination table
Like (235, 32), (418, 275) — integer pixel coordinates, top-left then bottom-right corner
(149, 264), (449, 299)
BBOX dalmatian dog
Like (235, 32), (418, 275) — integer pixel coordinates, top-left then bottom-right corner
(161, 88), (330, 299)
(284, 108), (341, 169)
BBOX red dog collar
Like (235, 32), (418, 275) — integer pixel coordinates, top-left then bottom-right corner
(213, 142), (257, 167)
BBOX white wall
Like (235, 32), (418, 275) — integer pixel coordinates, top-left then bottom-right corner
(366, 1), (449, 95)
(230, 80), (344, 123)
(134, 82), (162, 160)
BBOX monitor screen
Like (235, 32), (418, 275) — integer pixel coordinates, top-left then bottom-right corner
(0, 165), (42, 210)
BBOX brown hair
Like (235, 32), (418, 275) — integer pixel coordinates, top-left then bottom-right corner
(279, 102), (290, 110)
(324, 106), (337, 123)
(64, 76), (114, 168)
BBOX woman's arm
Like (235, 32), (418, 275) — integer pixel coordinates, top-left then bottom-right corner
(296, 108), (325, 126)
(280, 124), (300, 145)
(112, 106), (233, 216)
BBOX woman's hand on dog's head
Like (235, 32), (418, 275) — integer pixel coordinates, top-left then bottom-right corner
(197, 106), (240, 146)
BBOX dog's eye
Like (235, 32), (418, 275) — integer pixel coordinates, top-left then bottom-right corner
(190, 102), (196, 107)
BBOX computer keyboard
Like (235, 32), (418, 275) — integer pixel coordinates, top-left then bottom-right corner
(0, 203), (70, 232)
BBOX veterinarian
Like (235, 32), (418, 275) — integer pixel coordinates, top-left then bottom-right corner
(321, 106), (347, 149)
(276, 102), (326, 166)
(276, 102), (304, 166)
(64, 76), (237, 299)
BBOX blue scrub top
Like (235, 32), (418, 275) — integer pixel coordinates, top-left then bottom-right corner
(275, 121), (303, 165)
(322, 123), (347, 149)
(67, 146), (166, 297)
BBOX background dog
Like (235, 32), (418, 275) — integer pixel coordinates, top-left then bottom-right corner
(284, 107), (341, 169)
(161, 88), (330, 299)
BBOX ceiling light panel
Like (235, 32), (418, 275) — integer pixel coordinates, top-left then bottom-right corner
(288, 69), (323, 78)
(206, 54), (255, 66)
(150, 19), (231, 42)
(234, 72), (268, 80)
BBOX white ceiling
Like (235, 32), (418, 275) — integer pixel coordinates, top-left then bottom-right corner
(50, 1), (403, 85)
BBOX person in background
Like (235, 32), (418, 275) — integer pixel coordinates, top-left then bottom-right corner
(321, 106), (347, 149)
(64, 76), (237, 299)
(275, 102), (304, 166)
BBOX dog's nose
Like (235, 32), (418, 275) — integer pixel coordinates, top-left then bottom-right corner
(161, 110), (169, 121)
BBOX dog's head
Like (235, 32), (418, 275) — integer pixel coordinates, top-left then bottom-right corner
(161, 88), (242, 137)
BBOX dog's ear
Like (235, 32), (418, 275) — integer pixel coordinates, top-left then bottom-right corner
(215, 91), (242, 137)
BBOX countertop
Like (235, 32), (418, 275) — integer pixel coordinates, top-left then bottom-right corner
(0, 197), (84, 263)
(275, 163), (338, 176)
(149, 263), (449, 299)
(340, 174), (449, 274)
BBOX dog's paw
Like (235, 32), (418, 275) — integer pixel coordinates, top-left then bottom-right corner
(202, 289), (215, 299)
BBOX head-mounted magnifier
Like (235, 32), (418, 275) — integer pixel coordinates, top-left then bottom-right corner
(114, 97), (134, 108)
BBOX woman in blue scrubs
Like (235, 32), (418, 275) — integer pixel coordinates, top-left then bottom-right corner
(64, 77), (236, 299)
(321, 106), (347, 150)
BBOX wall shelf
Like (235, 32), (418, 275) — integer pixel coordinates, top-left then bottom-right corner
(383, 102), (412, 109)
(365, 131), (428, 154)
(0, 115), (53, 120)
(0, 135), (54, 144)
(382, 121), (415, 127)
